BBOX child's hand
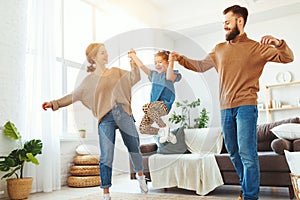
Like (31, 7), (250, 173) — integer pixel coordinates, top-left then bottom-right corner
(128, 48), (136, 58)
(168, 53), (175, 62)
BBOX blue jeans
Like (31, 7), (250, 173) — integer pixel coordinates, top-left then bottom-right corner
(221, 105), (259, 200)
(98, 104), (143, 189)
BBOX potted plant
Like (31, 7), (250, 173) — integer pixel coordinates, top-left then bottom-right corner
(0, 121), (43, 200)
(168, 98), (209, 129)
(78, 129), (86, 138)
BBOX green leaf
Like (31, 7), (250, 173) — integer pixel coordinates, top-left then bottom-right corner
(26, 153), (39, 165)
(3, 121), (22, 140)
(24, 139), (43, 156)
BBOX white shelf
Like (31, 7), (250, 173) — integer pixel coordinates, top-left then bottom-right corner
(263, 81), (300, 122)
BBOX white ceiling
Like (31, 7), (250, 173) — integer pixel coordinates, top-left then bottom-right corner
(104, 0), (300, 36)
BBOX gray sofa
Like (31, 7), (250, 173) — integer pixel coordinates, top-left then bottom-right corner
(130, 117), (300, 199)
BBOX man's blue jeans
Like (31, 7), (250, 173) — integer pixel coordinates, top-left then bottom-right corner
(98, 104), (143, 189)
(221, 105), (259, 200)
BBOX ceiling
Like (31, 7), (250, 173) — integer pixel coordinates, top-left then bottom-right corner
(103, 0), (300, 37)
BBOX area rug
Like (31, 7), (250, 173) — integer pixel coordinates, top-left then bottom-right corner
(70, 192), (226, 200)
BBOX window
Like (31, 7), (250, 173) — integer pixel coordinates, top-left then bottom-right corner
(56, 0), (149, 138)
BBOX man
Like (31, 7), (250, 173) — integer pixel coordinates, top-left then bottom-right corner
(171, 5), (293, 200)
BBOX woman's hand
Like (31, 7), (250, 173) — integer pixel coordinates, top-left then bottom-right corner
(128, 48), (136, 59)
(42, 102), (52, 111)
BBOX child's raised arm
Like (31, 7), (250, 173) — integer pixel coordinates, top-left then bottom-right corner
(166, 53), (178, 82)
(128, 49), (151, 76)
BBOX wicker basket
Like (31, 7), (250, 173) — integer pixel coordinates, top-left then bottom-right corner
(6, 177), (33, 200)
(290, 173), (300, 200)
(67, 176), (101, 187)
(74, 155), (99, 165)
(70, 165), (100, 176)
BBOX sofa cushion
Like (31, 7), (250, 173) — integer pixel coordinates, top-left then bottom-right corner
(271, 138), (292, 155)
(271, 123), (300, 140)
(293, 139), (300, 151)
(140, 143), (157, 156)
(257, 117), (300, 151)
(215, 152), (289, 172)
(184, 127), (223, 154)
(154, 127), (187, 154)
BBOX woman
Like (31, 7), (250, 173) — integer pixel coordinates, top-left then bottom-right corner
(42, 43), (148, 200)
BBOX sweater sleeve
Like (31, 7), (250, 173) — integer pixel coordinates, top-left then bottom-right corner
(50, 94), (73, 111)
(129, 61), (141, 85)
(260, 40), (294, 63)
(178, 54), (215, 72)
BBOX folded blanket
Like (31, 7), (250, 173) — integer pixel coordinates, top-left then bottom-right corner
(149, 153), (224, 195)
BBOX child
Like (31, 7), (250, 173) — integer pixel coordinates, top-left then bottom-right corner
(128, 49), (182, 143)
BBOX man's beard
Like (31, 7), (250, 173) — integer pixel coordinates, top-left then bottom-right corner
(225, 25), (240, 41)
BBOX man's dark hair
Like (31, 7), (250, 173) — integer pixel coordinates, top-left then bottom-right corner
(223, 5), (248, 26)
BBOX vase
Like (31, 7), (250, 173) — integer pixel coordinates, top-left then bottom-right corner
(6, 177), (33, 200)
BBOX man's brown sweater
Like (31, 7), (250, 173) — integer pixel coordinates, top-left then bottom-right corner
(178, 33), (294, 110)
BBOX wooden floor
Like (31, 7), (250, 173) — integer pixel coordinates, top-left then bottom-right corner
(1, 173), (292, 200)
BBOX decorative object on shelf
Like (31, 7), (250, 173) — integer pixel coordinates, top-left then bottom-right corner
(168, 98), (209, 129)
(0, 121), (43, 200)
(276, 71), (292, 83)
(257, 103), (264, 110)
(271, 99), (281, 109)
(298, 98), (300, 107)
(78, 129), (86, 138)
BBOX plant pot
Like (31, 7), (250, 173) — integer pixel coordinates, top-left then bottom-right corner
(79, 130), (86, 138)
(6, 177), (33, 200)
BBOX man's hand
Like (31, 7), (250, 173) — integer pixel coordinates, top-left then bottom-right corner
(260, 35), (280, 46)
(170, 52), (181, 61)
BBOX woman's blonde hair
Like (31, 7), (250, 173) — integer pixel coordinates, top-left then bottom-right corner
(85, 43), (104, 72)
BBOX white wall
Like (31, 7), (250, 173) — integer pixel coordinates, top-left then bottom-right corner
(0, 0), (28, 197)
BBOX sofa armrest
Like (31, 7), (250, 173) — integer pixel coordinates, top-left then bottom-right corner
(140, 143), (157, 156)
(293, 139), (300, 151)
(271, 138), (292, 155)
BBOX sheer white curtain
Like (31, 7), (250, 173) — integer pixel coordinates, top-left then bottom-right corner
(24, 0), (61, 193)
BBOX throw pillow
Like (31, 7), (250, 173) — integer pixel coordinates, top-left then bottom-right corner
(271, 123), (300, 140)
(184, 127), (223, 154)
(284, 150), (300, 175)
(154, 127), (187, 154)
(271, 138), (292, 155)
(76, 144), (100, 155)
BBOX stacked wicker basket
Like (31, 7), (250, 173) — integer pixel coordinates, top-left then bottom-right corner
(67, 154), (101, 187)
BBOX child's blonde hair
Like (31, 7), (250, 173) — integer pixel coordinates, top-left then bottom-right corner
(155, 50), (170, 62)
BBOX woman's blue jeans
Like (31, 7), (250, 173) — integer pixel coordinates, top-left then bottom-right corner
(98, 104), (143, 189)
(221, 105), (259, 200)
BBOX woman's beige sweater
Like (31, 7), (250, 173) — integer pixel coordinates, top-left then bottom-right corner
(51, 66), (141, 123)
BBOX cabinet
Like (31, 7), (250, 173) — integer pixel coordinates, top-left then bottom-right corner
(261, 81), (300, 122)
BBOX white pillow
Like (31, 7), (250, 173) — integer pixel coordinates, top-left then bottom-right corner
(184, 127), (223, 154)
(284, 150), (300, 175)
(271, 123), (300, 140)
(76, 144), (99, 155)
